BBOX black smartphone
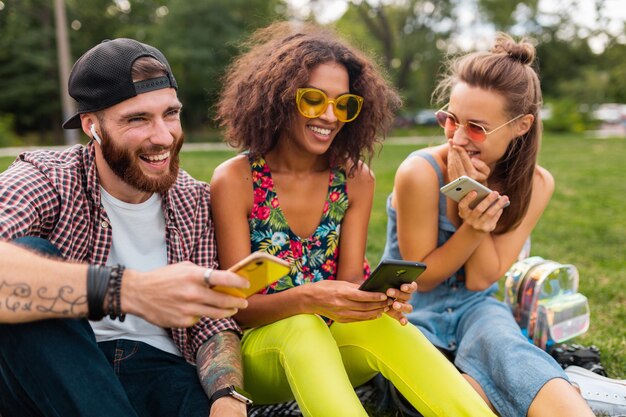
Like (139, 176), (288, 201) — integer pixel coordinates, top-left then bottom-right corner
(359, 259), (427, 293)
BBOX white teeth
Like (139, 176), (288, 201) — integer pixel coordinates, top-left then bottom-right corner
(308, 126), (332, 136)
(144, 152), (170, 162)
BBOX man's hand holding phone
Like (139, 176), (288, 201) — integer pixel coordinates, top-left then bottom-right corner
(212, 252), (290, 298)
(123, 262), (250, 328)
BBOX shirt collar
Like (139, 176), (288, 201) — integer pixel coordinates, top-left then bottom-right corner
(84, 142), (102, 208)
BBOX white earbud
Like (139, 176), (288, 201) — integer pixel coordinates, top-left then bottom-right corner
(90, 124), (102, 145)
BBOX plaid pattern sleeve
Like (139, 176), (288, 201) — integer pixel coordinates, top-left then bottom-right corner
(0, 156), (62, 240)
(166, 177), (241, 364)
(0, 146), (109, 264)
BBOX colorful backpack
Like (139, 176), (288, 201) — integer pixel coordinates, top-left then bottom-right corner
(504, 256), (590, 350)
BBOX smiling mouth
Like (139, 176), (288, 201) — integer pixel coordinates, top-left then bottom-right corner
(140, 151), (170, 163)
(308, 125), (332, 137)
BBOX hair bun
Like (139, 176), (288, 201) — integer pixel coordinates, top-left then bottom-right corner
(491, 32), (535, 65)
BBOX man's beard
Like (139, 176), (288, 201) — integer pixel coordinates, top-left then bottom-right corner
(99, 128), (184, 194)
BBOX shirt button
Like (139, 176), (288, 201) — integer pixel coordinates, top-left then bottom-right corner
(447, 307), (453, 313)
(100, 220), (109, 228)
(448, 341), (457, 349)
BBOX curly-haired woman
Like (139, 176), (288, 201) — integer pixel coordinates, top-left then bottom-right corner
(210, 21), (497, 417)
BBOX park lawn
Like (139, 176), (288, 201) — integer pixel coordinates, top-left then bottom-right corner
(0, 133), (624, 378)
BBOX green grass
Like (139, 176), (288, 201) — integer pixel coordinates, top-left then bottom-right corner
(1, 134), (624, 380)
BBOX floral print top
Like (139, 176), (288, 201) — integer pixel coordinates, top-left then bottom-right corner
(248, 156), (352, 294)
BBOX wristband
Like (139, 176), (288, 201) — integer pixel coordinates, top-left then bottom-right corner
(86, 265), (108, 321)
(209, 385), (253, 408)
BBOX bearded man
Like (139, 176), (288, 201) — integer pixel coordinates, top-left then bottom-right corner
(0, 38), (252, 417)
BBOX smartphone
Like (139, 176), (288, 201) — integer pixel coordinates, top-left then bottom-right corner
(212, 252), (290, 298)
(359, 259), (427, 293)
(440, 175), (509, 208)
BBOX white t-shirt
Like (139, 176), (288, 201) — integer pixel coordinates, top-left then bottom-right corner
(90, 187), (181, 356)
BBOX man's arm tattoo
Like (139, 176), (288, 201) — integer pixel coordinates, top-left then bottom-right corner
(196, 331), (243, 396)
(0, 280), (86, 315)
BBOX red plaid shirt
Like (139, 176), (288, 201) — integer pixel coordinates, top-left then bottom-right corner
(0, 143), (241, 364)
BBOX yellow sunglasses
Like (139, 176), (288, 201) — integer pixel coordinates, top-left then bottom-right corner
(296, 88), (364, 123)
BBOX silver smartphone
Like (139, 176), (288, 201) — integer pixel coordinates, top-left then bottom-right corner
(440, 175), (509, 208)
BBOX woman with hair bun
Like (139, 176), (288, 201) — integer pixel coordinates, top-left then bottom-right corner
(211, 21), (498, 417)
(382, 33), (595, 416)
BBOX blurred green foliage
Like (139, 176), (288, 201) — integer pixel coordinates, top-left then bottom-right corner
(0, 0), (625, 143)
(543, 99), (590, 133)
(0, 114), (20, 147)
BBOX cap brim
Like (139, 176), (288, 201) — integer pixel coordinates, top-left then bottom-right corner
(62, 113), (83, 129)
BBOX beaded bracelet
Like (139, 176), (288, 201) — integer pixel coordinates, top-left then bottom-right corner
(107, 264), (126, 321)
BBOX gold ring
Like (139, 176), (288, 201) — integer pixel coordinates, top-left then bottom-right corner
(203, 268), (214, 287)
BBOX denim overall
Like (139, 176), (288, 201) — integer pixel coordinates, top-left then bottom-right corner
(382, 151), (568, 417)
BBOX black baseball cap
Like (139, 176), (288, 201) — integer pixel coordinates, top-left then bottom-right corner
(62, 38), (177, 129)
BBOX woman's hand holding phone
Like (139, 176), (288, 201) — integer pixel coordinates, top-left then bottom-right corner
(460, 191), (508, 233)
(306, 280), (391, 323)
(441, 176), (510, 233)
(384, 281), (417, 325)
(359, 260), (425, 325)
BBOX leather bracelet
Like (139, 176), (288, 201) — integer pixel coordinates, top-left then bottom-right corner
(86, 265), (107, 321)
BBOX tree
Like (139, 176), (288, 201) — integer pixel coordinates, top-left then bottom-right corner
(476, 0), (540, 29)
(66, 0), (170, 55)
(602, 39), (626, 103)
(0, 0), (63, 142)
(333, 0), (456, 110)
(0, 0), (287, 138)
(148, 0), (285, 132)
(1, 0), (624, 142)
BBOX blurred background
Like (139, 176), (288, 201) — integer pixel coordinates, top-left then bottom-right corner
(0, 0), (625, 146)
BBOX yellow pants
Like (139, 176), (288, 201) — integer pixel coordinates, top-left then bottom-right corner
(242, 314), (495, 417)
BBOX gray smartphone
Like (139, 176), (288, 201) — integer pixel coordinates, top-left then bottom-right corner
(440, 175), (509, 208)
(359, 259), (427, 293)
